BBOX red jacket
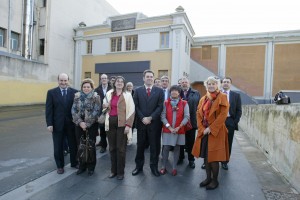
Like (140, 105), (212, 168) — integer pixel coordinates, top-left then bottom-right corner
(162, 99), (187, 134)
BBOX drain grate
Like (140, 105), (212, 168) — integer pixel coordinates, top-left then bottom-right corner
(263, 189), (300, 200)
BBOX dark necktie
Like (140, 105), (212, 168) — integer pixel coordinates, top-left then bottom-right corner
(62, 89), (67, 104)
(147, 88), (151, 97)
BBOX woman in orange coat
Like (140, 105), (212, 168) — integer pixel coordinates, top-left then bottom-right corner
(192, 76), (229, 190)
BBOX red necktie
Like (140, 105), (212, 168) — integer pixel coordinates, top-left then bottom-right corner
(147, 88), (151, 97)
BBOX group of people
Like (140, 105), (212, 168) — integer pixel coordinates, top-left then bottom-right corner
(45, 70), (241, 190)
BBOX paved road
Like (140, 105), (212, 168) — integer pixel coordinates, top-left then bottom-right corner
(0, 105), (299, 200)
(0, 105), (58, 195)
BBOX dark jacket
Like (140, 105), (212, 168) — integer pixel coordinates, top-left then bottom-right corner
(227, 90), (242, 130)
(181, 88), (201, 129)
(45, 87), (77, 132)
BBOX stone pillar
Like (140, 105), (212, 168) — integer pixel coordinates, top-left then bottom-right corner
(263, 41), (274, 103)
(218, 43), (226, 78)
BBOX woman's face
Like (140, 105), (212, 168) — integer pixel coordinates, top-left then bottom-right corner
(127, 85), (133, 92)
(115, 78), (124, 90)
(82, 83), (93, 94)
(207, 81), (218, 93)
(170, 90), (180, 99)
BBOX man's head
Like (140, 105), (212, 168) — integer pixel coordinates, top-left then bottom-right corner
(110, 76), (116, 86)
(181, 77), (190, 91)
(154, 78), (161, 88)
(221, 77), (232, 91)
(143, 70), (154, 87)
(57, 73), (69, 89)
(160, 76), (169, 89)
(100, 74), (108, 85)
(178, 78), (182, 86)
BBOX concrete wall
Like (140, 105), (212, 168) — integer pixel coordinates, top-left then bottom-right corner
(239, 104), (300, 191)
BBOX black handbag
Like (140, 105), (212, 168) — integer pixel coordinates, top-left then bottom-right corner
(274, 91), (291, 104)
(77, 130), (96, 164)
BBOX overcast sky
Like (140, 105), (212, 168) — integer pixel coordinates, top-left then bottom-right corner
(107, 0), (300, 37)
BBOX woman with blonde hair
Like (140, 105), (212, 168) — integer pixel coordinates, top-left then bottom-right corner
(72, 78), (101, 176)
(192, 76), (229, 190)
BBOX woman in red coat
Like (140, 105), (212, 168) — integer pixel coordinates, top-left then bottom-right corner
(192, 76), (229, 190)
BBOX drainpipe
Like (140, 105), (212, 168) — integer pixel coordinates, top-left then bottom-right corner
(23, 0), (34, 59)
(7, 0), (11, 53)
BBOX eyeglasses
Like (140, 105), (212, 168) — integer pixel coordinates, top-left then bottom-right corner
(222, 81), (231, 83)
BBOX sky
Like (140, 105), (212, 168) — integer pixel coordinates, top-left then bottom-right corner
(107, 0), (300, 37)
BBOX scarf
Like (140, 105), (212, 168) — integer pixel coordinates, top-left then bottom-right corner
(170, 97), (180, 111)
(79, 90), (95, 117)
(202, 90), (219, 127)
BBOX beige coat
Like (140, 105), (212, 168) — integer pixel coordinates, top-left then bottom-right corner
(192, 92), (230, 163)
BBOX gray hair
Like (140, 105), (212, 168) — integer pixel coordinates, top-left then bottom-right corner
(126, 82), (133, 87)
(204, 76), (221, 90)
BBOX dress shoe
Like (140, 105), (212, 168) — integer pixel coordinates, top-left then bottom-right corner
(221, 163), (228, 170)
(88, 170), (94, 176)
(171, 169), (177, 176)
(57, 168), (64, 174)
(177, 159), (183, 165)
(201, 163), (206, 169)
(206, 181), (219, 190)
(108, 173), (117, 178)
(71, 164), (79, 169)
(99, 147), (106, 153)
(150, 167), (160, 177)
(199, 179), (211, 187)
(117, 175), (124, 180)
(132, 168), (143, 176)
(76, 169), (86, 175)
(160, 168), (167, 175)
(189, 161), (195, 169)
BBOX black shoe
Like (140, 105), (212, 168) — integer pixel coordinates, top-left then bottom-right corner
(150, 166), (160, 177)
(177, 159), (183, 165)
(189, 161), (195, 169)
(132, 168), (143, 176)
(206, 181), (219, 190)
(199, 179), (211, 187)
(108, 173), (117, 178)
(99, 147), (106, 153)
(63, 150), (68, 156)
(88, 170), (94, 176)
(117, 175), (124, 180)
(221, 163), (228, 170)
(201, 163), (206, 169)
(76, 169), (86, 175)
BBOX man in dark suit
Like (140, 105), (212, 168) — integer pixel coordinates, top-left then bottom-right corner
(132, 70), (164, 177)
(221, 77), (242, 170)
(161, 75), (170, 100)
(95, 74), (112, 153)
(45, 73), (78, 174)
(178, 77), (200, 168)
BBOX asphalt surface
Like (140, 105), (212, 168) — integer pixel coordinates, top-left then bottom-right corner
(0, 105), (299, 200)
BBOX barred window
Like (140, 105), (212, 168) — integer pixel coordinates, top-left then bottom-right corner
(111, 37), (122, 52)
(87, 40), (92, 54)
(160, 32), (169, 48)
(125, 35), (138, 51)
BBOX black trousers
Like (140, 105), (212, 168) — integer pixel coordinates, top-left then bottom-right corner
(107, 116), (127, 175)
(135, 121), (161, 169)
(179, 128), (196, 162)
(99, 125), (108, 149)
(52, 120), (77, 168)
(75, 123), (98, 171)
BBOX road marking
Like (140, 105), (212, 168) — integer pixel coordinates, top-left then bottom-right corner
(1, 152), (107, 200)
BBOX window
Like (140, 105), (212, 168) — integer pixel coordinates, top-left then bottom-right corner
(39, 39), (45, 55)
(125, 35), (138, 51)
(85, 72), (91, 78)
(160, 32), (169, 48)
(111, 37), (122, 52)
(0, 28), (6, 47)
(158, 70), (168, 78)
(10, 31), (19, 51)
(42, 0), (47, 7)
(86, 40), (92, 54)
(202, 45), (212, 60)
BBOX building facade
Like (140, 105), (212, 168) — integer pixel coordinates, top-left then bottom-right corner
(0, 0), (118, 105)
